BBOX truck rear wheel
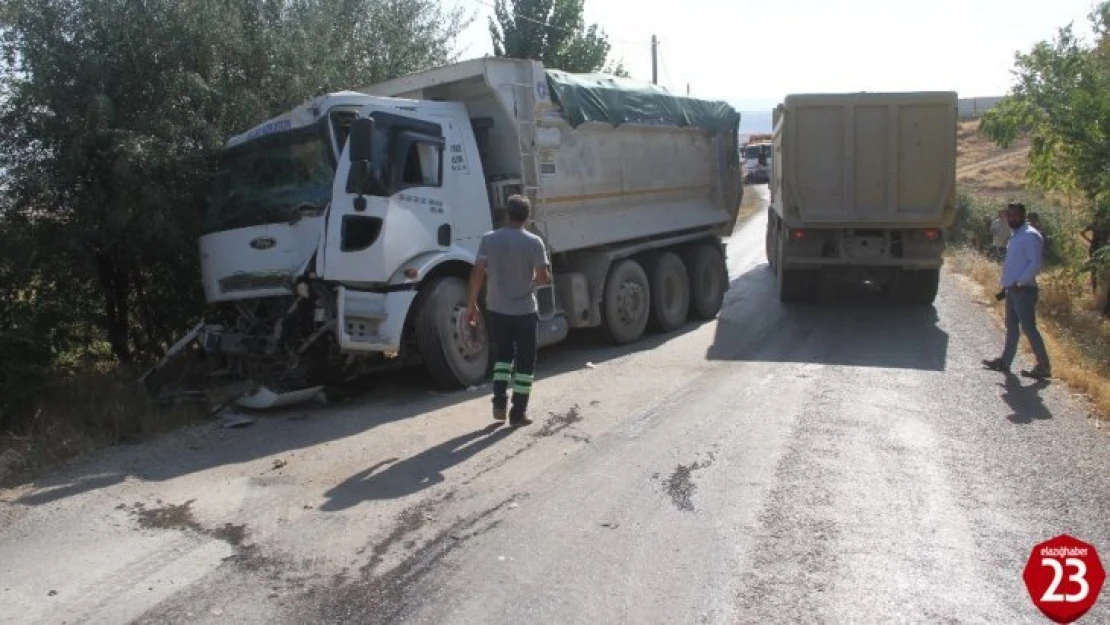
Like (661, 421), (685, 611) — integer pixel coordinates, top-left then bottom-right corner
(646, 251), (690, 333)
(600, 259), (651, 344)
(779, 269), (819, 303)
(685, 244), (728, 320)
(894, 269), (940, 306)
(414, 276), (490, 389)
(765, 208), (778, 270)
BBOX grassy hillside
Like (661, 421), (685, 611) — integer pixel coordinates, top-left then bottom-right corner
(950, 120), (1109, 425)
(956, 119), (1030, 198)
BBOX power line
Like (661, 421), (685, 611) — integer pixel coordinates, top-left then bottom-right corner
(458, 0), (649, 47)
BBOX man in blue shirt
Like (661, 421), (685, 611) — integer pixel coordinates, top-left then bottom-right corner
(983, 202), (1052, 379)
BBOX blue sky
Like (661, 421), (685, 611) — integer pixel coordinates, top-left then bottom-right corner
(447, 0), (1103, 111)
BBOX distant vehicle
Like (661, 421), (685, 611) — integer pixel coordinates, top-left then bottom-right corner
(765, 91), (958, 305)
(741, 137), (773, 184)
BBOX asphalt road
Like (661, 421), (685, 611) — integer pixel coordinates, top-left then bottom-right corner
(2, 186), (1108, 624)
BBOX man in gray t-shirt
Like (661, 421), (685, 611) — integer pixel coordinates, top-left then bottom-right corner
(467, 195), (550, 426)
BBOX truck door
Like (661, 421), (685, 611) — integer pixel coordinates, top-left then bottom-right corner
(320, 109), (449, 284)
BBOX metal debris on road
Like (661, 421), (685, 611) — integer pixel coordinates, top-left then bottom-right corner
(217, 410), (255, 429)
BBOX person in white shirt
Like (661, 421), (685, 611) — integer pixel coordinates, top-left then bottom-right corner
(989, 210), (1011, 260)
(983, 202), (1051, 379)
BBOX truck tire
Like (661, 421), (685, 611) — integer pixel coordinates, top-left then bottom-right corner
(765, 208), (778, 271)
(779, 269), (818, 303)
(685, 244), (728, 320)
(646, 251), (690, 333)
(895, 269), (940, 306)
(600, 259), (651, 344)
(414, 276), (490, 389)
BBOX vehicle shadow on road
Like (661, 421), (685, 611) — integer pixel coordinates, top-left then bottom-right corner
(318, 423), (516, 511)
(707, 264), (949, 371)
(1000, 374), (1053, 424)
(10, 320), (707, 507)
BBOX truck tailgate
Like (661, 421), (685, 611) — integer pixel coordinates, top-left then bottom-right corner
(783, 92), (956, 226)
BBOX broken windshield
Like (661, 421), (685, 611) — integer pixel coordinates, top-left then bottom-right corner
(204, 124), (335, 233)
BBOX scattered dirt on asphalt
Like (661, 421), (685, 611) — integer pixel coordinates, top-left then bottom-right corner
(212, 522), (249, 547)
(129, 499), (205, 534)
(534, 405), (583, 439)
(661, 454), (715, 512)
(363, 495), (448, 575)
(304, 493), (523, 625)
(125, 500), (252, 551)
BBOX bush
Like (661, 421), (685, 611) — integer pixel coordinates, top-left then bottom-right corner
(0, 333), (51, 432)
(949, 187), (1088, 268)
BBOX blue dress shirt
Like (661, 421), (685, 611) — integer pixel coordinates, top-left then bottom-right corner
(1001, 223), (1045, 288)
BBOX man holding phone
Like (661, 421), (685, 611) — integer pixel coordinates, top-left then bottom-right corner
(983, 202), (1051, 379)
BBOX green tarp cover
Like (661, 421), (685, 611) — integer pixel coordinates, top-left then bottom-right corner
(544, 70), (740, 136)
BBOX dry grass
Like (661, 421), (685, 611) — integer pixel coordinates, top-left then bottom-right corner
(738, 184), (764, 221)
(0, 364), (206, 482)
(948, 248), (1110, 423)
(956, 120), (1031, 198)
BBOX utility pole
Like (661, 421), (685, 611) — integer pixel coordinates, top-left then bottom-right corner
(651, 35), (658, 85)
(686, 83), (690, 96)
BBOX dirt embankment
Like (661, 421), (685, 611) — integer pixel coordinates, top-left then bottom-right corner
(956, 119), (1030, 198)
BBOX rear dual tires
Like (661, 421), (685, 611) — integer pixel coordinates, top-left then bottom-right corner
(779, 268), (821, 304)
(600, 242), (728, 345)
(646, 252), (691, 333)
(893, 268), (940, 306)
(600, 259), (652, 344)
(684, 244), (728, 321)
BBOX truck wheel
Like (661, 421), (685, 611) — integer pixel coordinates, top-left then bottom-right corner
(646, 251), (690, 333)
(600, 259), (651, 344)
(765, 208), (778, 270)
(779, 268), (820, 304)
(685, 244), (728, 320)
(414, 276), (490, 389)
(895, 269), (940, 306)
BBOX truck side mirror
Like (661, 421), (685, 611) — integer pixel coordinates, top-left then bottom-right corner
(348, 117), (374, 162)
(345, 117), (375, 196)
(758, 153), (767, 166)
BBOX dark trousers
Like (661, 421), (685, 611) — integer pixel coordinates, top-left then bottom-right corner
(489, 311), (538, 416)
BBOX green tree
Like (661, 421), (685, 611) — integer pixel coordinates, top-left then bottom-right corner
(488, 0), (629, 75)
(980, 1), (1110, 210)
(0, 0), (463, 374)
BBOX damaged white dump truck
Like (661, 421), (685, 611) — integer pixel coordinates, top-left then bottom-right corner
(142, 58), (743, 409)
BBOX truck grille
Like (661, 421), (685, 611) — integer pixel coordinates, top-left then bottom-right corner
(219, 273), (293, 294)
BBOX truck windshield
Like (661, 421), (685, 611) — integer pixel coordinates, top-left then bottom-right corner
(204, 126), (335, 233)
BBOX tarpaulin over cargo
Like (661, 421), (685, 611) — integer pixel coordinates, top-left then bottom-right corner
(544, 70), (740, 136)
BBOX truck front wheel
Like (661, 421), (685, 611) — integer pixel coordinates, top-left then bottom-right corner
(894, 268), (940, 306)
(600, 259), (651, 344)
(414, 276), (490, 389)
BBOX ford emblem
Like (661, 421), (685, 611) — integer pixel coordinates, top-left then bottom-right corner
(250, 236), (276, 250)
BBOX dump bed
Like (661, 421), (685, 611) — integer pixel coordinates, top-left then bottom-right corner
(361, 58), (743, 254)
(772, 91), (957, 228)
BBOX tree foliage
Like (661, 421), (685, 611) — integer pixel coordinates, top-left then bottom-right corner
(980, 1), (1110, 213)
(0, 0), (464, 428)
(488, 0), (629, 75)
